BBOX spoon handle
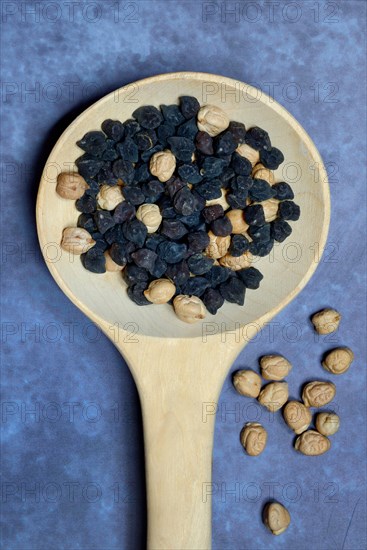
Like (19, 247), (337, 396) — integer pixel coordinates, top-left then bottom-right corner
(123, 337), (241, 550)
(142, 380), (215, 549)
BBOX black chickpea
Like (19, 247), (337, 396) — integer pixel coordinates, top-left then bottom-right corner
(59, 97), (300, 320)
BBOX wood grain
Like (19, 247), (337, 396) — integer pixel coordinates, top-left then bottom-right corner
(36, 72), (330, 549)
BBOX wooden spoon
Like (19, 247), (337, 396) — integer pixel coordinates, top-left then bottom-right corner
(36, 72), (330, 549)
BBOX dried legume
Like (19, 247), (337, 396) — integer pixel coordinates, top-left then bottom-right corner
(59, 96), (300, 322)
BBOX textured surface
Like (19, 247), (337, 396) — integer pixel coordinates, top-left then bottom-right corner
(1, 1), (366, 549)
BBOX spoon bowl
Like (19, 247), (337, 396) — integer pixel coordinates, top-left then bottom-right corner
(37, 72), (330, 549)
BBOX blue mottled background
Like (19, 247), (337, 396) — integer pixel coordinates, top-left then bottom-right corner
(1, 1), (366, 548)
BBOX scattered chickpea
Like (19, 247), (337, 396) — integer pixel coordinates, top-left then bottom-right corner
(56, 172), (89, 200)
(258, 382), (288, 412)
(311, 308), (341, 334)
(173, 295), (206, 324)
(302, 381), (336, 408)
(197, 104), (230, 137)
(322, 347), (354, 375)
(240, 423), (267, 456)
(263, 502), (291, 535)
(260, 355), (292, 381)
(283, 401), (312, 434)
(315, 412), (340, 436)
(294, 430), (331, 456)
(144, 279), (176, 304)
(61, 227), (95, 254)
(233, 370), (262, 398)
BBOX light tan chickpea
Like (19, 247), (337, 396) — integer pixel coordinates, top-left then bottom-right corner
(322, 348), (354, 375)
(311, 308), (341, 334)
(294, 430), (331, 455)
(315, 412), (340, 436)
(144, 279), (176, 304)
(260, 355), (292, 381)
(236, 143), (259, 167)
(104, 251), (124, 272)
(240, 423), (267, 456)
(61, 227), (95, 254)
(233, 370), (262, 398)
(257, 198), (279, 222)
(252, 163), (275, 184)
(283, 401), (312, 434)
(219, 252), (252, 271)
(197, 105), (230, 136)
(150, 150), (176, 182)
(97, 185), (124, 210)
(173, 295), (206, 323)
(302, 381), (336, 408)
(136, 203), (162, 233)
(225, 209), (249, 234)
(205, 231), (231, 259)
(263, 502), (291, 535)
(258, 382), (288, 412)
(205, 189), (230, 211)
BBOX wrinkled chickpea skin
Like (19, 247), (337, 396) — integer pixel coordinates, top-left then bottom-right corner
(283, 401), (312, 434)
(173, 295), (206, 323)
(136, 203), (162, 233)
(205, 231), (231, 259)
(197, 104), (230, 137)
(315, 412), (340, 436)
(233, 370), (262, 398)
(144, 279), (176, 304)
(258, 382), (288, 412)
(56, 172), (89, 200)
(295, 430), (331, 455)
(97, 185), (124, 210)
(219, 251), (252, 271)
(150, 150), (176, 182)
(263, 502), (291, 535)
(322, 347), (354, 375)
(311, 308), (341, 334)
(61, 227), (95, 254)
(240, 423), (267, 456)
(260, 355), (292, 381)
(302, 381), (336, 408)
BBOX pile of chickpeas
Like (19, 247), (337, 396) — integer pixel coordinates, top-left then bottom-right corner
(232, 308), (354, 535)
